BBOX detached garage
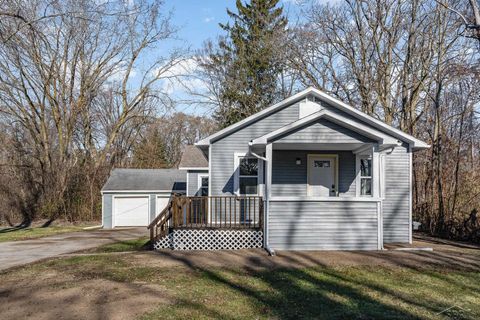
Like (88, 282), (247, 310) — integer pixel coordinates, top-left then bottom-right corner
(101, 169), (186, 228)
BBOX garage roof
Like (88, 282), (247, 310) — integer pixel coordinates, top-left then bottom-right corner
(102, 168), (186, 192)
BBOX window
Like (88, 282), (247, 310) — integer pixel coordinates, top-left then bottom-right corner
(198, 175), (208, 196)
(360, 157), (372, 196)
(314, 160), (330, 168)
(238, 157), (258, 195)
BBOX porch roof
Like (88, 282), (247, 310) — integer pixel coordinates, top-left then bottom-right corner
(250, 109), (399, 148)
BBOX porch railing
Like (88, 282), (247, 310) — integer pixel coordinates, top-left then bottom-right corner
(148, 195), (264, 243)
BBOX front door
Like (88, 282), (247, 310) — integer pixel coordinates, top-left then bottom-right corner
(308, 155), (336, 197)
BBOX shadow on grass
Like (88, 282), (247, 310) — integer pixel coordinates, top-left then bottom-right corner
(0, 225), (29, 234)
(149, 251), (425, 319)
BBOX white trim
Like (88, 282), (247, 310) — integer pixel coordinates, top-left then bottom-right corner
(196, 87), (429, 149)
(306, 154), (339, 197)
(409, 146), (413, 244)
(270, 196), (382, 202)
(101, 195), (105, 228)
(102, 190), (179, 194)
(377, 201), (384, 250)
(111, 194), (150, 228)
(251, 109), (398, 146)
(178, 167), (208, 171)
(208, 146), (212, 224)
(208, 147), (212, 197)
(265, 143), (273, 248)
(233, 152), (262, 196)
(197, 173), (209, 196)
(372, 145), (380, 198)
(186, 172), (190, 196)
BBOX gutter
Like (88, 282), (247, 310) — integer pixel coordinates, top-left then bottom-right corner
(248, 142), (275, 256)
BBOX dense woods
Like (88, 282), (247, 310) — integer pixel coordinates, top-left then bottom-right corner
(0, 0), (479, 242)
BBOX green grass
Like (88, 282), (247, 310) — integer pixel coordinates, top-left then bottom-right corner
(0, 225), (89, 242)
(16, 253), (480, 320)
(92, 237), (150, 253)
(141, 266), (479, 320)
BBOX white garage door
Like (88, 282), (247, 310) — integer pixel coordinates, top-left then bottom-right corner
(113, 196), (149, 227)
(156, 196), (170, 216)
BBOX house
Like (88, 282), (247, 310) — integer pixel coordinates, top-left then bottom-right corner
(178, 145), (209, 197)
(101, 169), (186, 228)
(108, 87), (429, 252)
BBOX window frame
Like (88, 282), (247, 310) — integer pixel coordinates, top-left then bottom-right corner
(356, 154), (373, 197)
(197, 173), (209, 197)
(233, 153), (263, 196)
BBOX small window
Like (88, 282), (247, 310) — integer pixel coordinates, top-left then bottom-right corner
(314, 160), (330, 168)
(199, 176), (208, 196)
(360, 157), (372, 196)
(238, 157), (258, 195)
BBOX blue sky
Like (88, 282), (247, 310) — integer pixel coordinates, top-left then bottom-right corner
(142, 0), (307, 116)
(151, 0), (307, 116)
(163, 0), (303, 51)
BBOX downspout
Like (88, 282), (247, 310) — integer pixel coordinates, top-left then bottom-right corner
(248, 142), (276, 256)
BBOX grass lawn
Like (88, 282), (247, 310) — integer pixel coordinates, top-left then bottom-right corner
(1, 249), (478, 320)
(0, 225), (90, 242)
(92, 236), (150, 253)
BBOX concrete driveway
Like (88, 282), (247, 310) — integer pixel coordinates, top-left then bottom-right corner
(0, 227), (147, 271)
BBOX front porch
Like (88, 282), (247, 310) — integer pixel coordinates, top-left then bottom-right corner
(148, 195), (264, 250)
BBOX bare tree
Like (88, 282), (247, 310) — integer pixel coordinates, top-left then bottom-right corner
(0, 0), (185, 224)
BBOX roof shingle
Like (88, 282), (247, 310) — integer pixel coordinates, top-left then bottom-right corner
(178, 145), (208, 169)
(102, 168), (186, 192)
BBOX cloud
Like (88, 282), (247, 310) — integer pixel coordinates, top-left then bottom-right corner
(157, 57), (208, 98)
(203, 16), (215, 23)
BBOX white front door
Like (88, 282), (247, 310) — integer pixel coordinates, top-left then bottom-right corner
(308, 155), (336, 197)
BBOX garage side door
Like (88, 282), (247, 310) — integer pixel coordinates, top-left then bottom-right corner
(113, 196), (149, 227)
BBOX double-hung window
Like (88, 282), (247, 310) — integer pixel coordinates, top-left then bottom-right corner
(238, 157), (258, 195)
(359, 156), (372, 196)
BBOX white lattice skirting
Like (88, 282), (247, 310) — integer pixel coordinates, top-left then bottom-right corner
(153, 229), (263, 250)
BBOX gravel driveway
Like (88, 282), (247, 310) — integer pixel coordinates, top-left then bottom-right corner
(0, 227), (147, 271)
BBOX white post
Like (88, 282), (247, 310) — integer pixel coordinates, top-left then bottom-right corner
(264, 143), (273, 248)
(372, 144), (380, 198)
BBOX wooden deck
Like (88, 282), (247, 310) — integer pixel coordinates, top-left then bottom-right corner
(148, 195), (264, 243)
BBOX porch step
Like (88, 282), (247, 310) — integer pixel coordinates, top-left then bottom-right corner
(153, 228), (263, 250)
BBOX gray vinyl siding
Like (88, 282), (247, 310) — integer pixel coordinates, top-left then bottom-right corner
(187, 170), (208, 196)
(383, 144), (410, 243)
(271, 150), (356, 197)
(210, 102), (300, 195)
(208, 95), (414, 246)
(276, 119), (373, 144)
(102, 194), (113, 228)
(268, 200), (379, 250)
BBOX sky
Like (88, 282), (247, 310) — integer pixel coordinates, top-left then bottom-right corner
(136, 1), (313, 117)
(162, 0), (303, 51)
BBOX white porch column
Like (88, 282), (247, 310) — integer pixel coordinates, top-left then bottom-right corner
(264, 143), (273, 249)
(372, 144), (381, 198)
